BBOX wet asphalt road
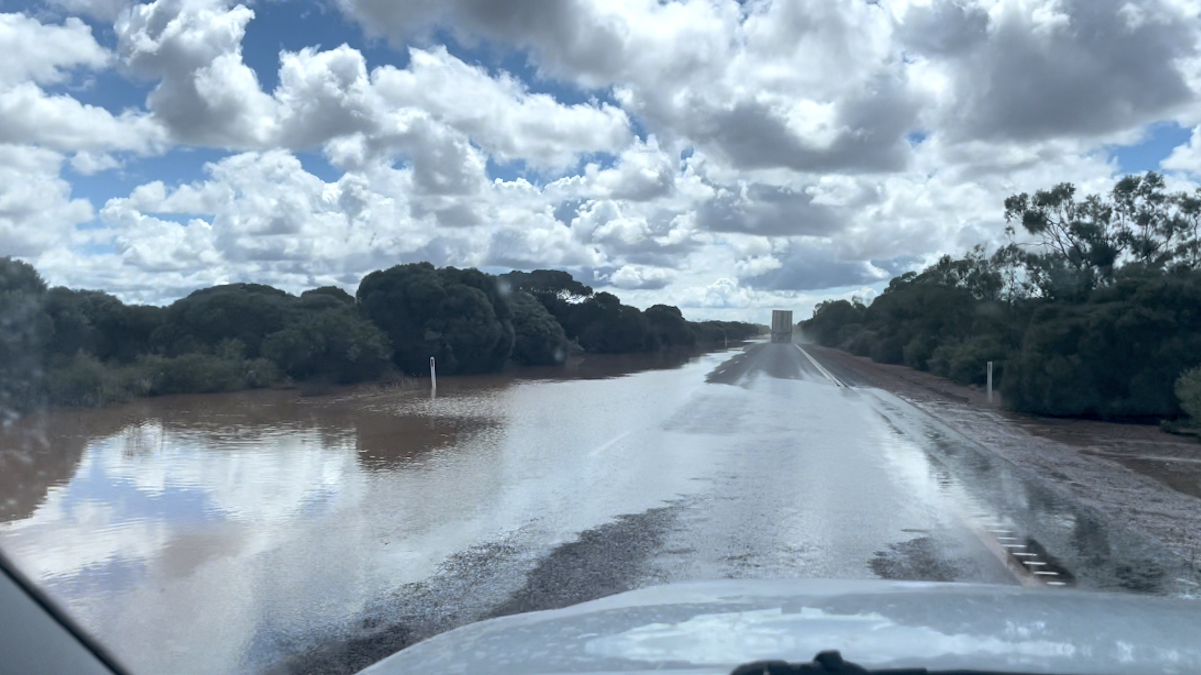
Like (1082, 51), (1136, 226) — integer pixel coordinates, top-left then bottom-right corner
(277, 342), (1027, 674)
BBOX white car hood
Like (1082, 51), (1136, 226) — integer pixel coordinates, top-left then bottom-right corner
(358, 579), (1201, 675)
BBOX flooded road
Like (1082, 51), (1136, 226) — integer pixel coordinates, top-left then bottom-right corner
(0, 343), (1195, 675)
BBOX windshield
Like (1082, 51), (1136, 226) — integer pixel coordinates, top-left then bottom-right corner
(3, 1), (1201, 674)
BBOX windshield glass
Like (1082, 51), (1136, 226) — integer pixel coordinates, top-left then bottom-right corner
(3, 1), (1201, 674)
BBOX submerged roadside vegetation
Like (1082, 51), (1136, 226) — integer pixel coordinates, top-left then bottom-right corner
(0, 260), (760, 416)
(801, 172), (1201, 427)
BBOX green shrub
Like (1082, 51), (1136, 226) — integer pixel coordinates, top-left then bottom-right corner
(508, 291), (570, 366)
(1176, 366), (1201, 421)
(136, 353), (279, 395)
(841, 329), (877, 357)
(261, 308), (390, 383)
(928, 334), (1009, 385)
(46, 353), (132, 407)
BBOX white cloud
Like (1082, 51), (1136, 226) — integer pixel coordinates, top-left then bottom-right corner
(607, 264), (674, 290)
(0, 13), (109, 86)
(0, 82), (166, 154)
(44, 0), (132, 23)
(69, 151), (122, 175)
(0, 13), (164, 155)
(897, 0), (1200, 142)
(0, 145), (94, 257)
(115, 0), (278, 147)
(1163, 125), (1201, 173)
(371, 46), (632, 171)
(6, 0), (1201, 314)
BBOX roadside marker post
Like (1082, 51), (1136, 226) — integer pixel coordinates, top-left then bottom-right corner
(430, 356), (437, 396)
(987, 361), (993, 404)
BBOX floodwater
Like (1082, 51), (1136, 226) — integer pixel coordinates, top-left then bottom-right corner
(0, 344), (1196, 675)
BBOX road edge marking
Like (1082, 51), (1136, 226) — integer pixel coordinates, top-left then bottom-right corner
(590, 431), (631, 457)
(794, 344), (845, 387)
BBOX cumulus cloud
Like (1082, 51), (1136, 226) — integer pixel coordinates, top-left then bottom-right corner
(695, 185), (844, 237)
(900, 0), (1199, 142)
(0, 13), (109, 85)
(69, 151), (122, 175)
(371, 46), (632, 170)
(0, 145), (94, 257)
(44, 0), (132, 23)
(116, 0), (279, 147)
(7, 0), (1201, 316)
(0, 12), (164, 155)
(336, 0), (919, 174)
(739, 240), (892, 292)
(606, 264), (674, 290)
(111, 0), (633, 172)
(1163, 125), (1201, 174)
(0, 82), (166, 154)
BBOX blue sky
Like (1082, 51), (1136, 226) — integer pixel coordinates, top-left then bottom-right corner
(3, 0), (1201, 319)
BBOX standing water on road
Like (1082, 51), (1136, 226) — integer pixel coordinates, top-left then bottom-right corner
(1, 343), (1194, 675)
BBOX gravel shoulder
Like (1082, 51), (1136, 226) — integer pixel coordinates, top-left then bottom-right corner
(805, 343), (1201, 584)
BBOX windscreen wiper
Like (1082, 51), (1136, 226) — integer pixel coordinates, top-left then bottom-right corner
(732, 650), (1051, 675)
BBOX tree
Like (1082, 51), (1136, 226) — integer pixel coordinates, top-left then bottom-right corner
(1176, 366), (1201, 423)
(499, 269), (593, 334)
(356, 263), (515, 375)
(1004, 183), (1123, 298)
(0, 257), (50, 416)
(262, 307), (392, 383)
(499, 269), (593, 300)
(801, 299), (866, 347)
(301, 286), (355, 305)
(298, 286), (355, 313)
(556, 292), (651, 354)
(645, 305), (697, 349)
(155, 283), (297, 358)
(42, 287), (97, 364)
(508, 291), (570, 366)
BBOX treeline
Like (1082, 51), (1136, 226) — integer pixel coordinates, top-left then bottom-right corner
(802, 171), (1201, 422)
(0, 260), (760, 412)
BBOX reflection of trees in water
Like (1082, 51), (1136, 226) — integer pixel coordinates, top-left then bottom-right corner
(0, 410), (128, 522)
(2, 384), (519, 514)
(353, 413), (499, 470)
(0, 347), (731, 523)
(516, 345), (734, 382)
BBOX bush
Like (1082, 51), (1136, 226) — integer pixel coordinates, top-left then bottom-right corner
(1177, 366), (1201, 422)
(45, 353), (131, 407)
(507, 291), (569, 366)
(357, 263), (514, 375)
(262, 308), (391, 383)
(136, 353), (279, 395)
(841, 329), (877, 357)
(928, 334), (1010, 386)
(645, 305), (697, 349)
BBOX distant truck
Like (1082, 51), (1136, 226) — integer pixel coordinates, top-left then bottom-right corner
(771, 310), (793, 343)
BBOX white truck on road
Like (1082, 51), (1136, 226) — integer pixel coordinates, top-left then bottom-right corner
(771, 310), (793, 343)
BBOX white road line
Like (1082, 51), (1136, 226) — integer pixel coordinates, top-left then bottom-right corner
(590, 431), (631, 457)
(794, 344), (845, 387)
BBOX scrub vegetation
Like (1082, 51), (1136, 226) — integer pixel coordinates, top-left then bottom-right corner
(0, 259), (760, 413)
(802, 172), (1201, 422)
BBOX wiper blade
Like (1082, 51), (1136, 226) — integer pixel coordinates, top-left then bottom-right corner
(731, 650), (1051, 675)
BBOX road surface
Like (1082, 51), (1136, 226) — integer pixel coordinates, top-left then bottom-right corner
(279, 342), (1082, 674)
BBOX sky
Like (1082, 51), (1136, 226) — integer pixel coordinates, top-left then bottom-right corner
(4, 0), (1201, 321)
